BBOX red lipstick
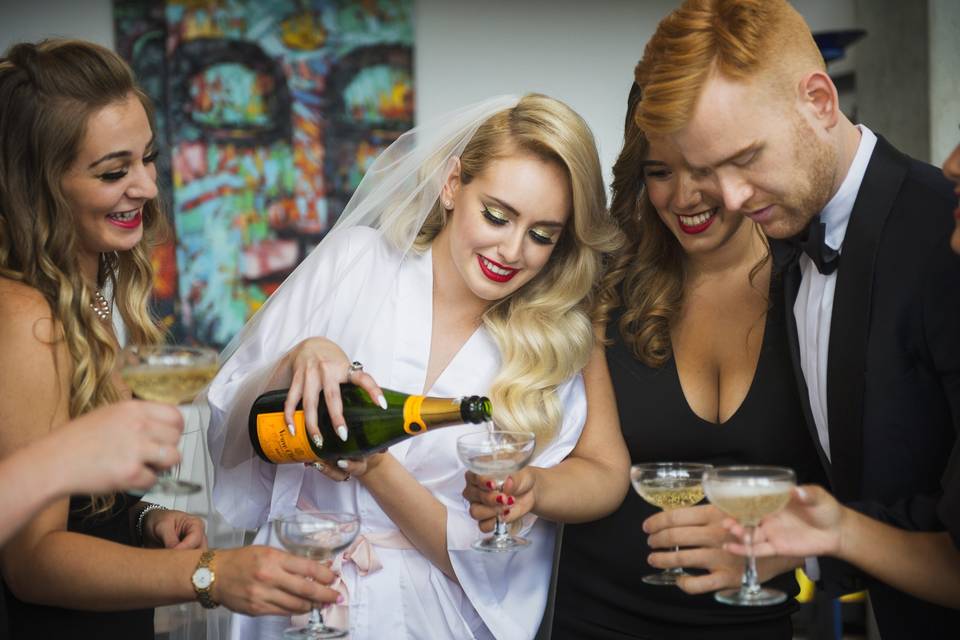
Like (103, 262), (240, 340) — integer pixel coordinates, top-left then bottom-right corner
(477, 255), (519, 283)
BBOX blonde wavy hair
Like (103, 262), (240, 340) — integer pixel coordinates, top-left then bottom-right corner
(0, 40), (167, 514)
(415, 94), (622, 444)
(593, 0), (815, 364)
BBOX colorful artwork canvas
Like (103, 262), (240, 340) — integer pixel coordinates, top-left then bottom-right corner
(114, 0), (414, 347)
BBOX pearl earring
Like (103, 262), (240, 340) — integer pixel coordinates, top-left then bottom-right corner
(444, 200), (452, 208)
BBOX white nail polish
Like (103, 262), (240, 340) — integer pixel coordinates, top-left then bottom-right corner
(313, 461), (325, 472)
(336, 425), (349, 442)
(311, 434), (323, 449)
(337, 459), (350, 470)
(287, 422), (296, 436)
(378, 395), (388, 410)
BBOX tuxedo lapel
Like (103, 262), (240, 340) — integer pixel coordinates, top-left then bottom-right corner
(826, 136), (908, 501)
(773, 241), (833, 483)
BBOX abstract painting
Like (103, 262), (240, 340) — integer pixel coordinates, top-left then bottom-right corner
(114, 0), (414, 347)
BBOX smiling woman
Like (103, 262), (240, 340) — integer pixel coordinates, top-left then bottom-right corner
(206, 93), (623, 640)
(60, 94), (159, 281)
(0, 39), (342, 639)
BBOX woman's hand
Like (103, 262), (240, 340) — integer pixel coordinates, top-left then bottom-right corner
(644, 503), (799, 594)
(462, 468), (538, 533)
(722, 484), (845, 559)
(281, 337), (385, 449)
(142, 509), (207, 550)
(211, 546), (341, 616)
(55, 400), (184, 494)
(306, 451), (389, 482)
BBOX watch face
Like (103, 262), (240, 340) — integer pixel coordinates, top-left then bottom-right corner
(192, 567), (213, 589)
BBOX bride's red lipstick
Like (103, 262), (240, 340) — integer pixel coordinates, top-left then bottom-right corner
(477, 255), (518, 283)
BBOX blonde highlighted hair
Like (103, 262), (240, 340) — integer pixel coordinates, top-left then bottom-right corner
(416, 94), (622, 444)
(0, 40), (166, 513)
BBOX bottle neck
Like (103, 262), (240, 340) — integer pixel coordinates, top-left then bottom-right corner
(403, 395), (491, 434)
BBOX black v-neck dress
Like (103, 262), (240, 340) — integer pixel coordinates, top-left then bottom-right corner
(553, 288), (826, 639)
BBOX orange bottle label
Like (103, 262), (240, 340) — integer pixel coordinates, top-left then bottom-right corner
(256, 411), (320, 463)
(403, 395), (426, 435)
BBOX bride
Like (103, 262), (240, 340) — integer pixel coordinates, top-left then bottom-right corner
(207, 94), (625, 639)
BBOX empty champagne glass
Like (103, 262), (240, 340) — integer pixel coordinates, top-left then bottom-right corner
(457, 430), (536, 552)
(118, 344), (218, 495)
(630, 462), (712, 585)
(273, 511), (360, 639)
(703, 465), (796, 606)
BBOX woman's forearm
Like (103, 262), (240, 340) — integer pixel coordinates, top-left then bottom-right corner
(359, 455), (456, 581)
(838, 508), (960, 609)
(3, 528), (200, 609)
(0, 443), (65, 544)
(528, 456), (629, 523)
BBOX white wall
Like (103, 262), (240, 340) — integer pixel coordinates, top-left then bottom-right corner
(0, 0), (860, 187)
(930, 0), (960, 167)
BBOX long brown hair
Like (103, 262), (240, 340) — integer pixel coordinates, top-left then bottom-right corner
(0, 39), (167, 512)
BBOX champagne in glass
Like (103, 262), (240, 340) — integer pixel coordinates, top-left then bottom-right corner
(119, 344), (218, 495)
(702, 465), (796, 606)
(274, 512), (360, 639)
(630, 462), (712, 586)
(456, 430), (536, 552)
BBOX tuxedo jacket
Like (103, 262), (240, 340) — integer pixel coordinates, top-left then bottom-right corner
(774, 135), (960, 639)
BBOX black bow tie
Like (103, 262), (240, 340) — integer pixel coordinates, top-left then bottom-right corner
(788, 216), (840, 275)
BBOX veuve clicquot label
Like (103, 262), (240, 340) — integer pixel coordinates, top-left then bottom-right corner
(249, 384), (492, 464)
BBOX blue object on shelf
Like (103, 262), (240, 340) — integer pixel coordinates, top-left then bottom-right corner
(813, 29), (867, 63)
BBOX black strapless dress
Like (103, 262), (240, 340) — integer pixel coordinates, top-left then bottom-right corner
(2, 493), (154, 639)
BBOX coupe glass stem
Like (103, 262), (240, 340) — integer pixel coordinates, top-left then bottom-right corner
(666, 546), (684, 576)
(492, 480), (509, 541)
(742, 525), (761, 595)
(307, 605), (323, 629)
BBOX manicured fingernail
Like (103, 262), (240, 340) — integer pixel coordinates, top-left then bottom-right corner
(287, 422), (296, 436)
(486, 481), (495, 490)
(313, 462), (326, 472)
(496, 495), (505, 505)
(336, 425), (348, 442)
(336, 595), (344, 605)
(337, 459), (350, 470)
(311, 434), (323, 449)
(503, 509), (511, 516)
(378, 395), (388, 410)
(507, 496), (515, 506)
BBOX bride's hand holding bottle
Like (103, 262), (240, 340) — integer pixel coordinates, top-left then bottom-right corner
(277, 337), (385, 448)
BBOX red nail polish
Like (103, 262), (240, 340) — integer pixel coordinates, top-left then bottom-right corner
(486, 481), (495, 490)
(503, 509), (511, 516)
(507, 496), (515, 506)
(496, 495), (504, 505)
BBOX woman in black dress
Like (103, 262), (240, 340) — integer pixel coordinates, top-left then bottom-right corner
(0, 39), (339, 639)
(464, 76), (825, 638)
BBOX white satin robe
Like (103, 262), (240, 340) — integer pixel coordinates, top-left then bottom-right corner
(207, 227), (587, 640)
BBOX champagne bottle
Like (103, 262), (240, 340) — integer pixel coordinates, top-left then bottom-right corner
(249, 384), (492, 464)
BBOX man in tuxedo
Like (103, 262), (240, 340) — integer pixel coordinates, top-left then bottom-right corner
(633, 0), (960, 636)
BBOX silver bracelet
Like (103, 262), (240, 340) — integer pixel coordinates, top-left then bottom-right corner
(136, 503), (167, 543)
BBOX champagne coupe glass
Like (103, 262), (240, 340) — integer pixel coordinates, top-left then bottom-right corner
(118, 344), (219, 495)
(457, 430), (536, 552)
(273, 512), (360, 639)
(630, 462), (712, 586)
(702, 465), (796, 606)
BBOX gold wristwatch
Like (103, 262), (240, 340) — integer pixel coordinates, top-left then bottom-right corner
(191, 550), (219, 609)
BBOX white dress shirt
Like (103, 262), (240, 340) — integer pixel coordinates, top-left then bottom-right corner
(794, 125), (877, 462)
